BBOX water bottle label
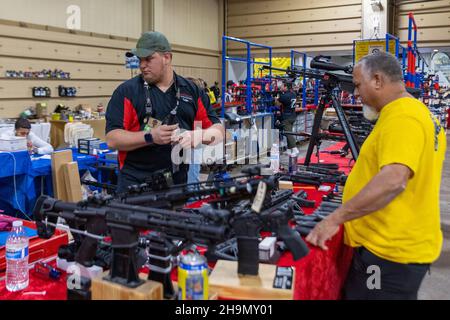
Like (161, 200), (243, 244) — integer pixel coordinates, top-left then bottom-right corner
(6, 247), (28, 260)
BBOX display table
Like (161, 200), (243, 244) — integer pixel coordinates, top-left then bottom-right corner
(0, 142), (354, 300)
(0, 186), (352, 300)
(0, 149), (101, 215)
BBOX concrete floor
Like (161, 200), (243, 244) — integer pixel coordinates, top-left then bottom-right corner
(211, 133), (450, 299)
(418, 132), (450, 300)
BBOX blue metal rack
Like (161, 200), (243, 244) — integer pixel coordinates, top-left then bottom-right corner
(290, 50), (320, 108)
(385, 33), (400, 58)
(221, 35), (272, 117)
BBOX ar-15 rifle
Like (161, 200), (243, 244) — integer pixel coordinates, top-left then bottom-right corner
(231, 197), (309, 275)
(119, 166), (268, 209)
(33, 183), (309, 291)
(213, 185), (310, 275)
(278, 169), (347, 186)
(33, 196), (230, 288)
(188, 188), (309, 262)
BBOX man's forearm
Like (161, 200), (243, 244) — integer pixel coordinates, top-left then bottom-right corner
(106, 129), (147, 151)
(328, 164), (410, 225)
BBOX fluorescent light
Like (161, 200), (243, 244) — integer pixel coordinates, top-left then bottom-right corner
(433, 49), (439, 52)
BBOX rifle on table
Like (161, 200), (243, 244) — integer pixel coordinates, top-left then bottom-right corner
(118, 166), (270, 209)
(33, 182), (309, 293)
(278, 169), (347, 186)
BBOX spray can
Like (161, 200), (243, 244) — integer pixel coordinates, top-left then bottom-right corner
(289, 154), (298, 174)
(177, 251), (208, 300)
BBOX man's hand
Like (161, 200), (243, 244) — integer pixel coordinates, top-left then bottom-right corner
(171, 130), (202, 149)
(177, 130), (194, 149)
(151, 124), (178, 145)
(305, 216), (340, 250)
(26, 140), (33, 154)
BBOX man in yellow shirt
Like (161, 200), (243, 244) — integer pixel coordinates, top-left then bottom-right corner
(306, 52), (447, 299)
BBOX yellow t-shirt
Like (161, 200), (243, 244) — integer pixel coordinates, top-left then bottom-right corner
(343, 97), (447, 264)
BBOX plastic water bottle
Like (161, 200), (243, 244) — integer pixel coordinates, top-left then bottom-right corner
(5, 221), (29, 292)
(270, 144), (280, 173)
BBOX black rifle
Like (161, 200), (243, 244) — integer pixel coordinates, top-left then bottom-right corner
(33, 196), (230, 289)
(33, 190), (309, 289)
(119, 166), (269, 209)
(279, 170), (347, 186)
(291, 190), (316, 208)
(120, 175), (276, 210)
(231, 198), (309, 275)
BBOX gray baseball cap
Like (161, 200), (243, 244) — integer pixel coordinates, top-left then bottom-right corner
(126, 31), (172, 58)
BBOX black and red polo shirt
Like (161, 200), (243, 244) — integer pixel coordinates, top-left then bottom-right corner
(105, 72), (221, 185)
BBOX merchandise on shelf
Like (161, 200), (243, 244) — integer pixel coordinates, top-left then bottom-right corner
(5, 69), (71, 79)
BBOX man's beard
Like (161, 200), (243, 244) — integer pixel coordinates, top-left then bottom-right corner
(362, 104), (380, 121)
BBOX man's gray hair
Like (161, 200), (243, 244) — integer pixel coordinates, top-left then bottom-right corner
(357, 51), (403, 82)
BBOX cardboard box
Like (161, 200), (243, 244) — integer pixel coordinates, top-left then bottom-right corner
(259, 237), (276, 261)
(63, 162), (82, 202)
(51, 149), (73, 201)
(0, 137), (27, 151)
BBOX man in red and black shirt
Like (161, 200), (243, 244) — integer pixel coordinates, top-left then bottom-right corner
(106, 31), (224, 192)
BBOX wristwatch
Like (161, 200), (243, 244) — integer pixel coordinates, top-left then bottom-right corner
(144, 131), (153, 145)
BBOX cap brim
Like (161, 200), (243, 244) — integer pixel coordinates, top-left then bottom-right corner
(126, 48), (155, 58)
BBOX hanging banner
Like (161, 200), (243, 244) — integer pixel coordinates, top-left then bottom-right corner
(354, 39), (397, 62)
(253, 57), (291, 77)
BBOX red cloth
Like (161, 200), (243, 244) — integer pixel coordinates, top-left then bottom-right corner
(0, 215), (15, 232)
(0, 260), (67, 300)
(298, 141), (354, 175)
(447, 108), (450, 129)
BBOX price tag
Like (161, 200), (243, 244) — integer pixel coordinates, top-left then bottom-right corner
(273, 266), (294, 290)
(251, 181), (267, 213)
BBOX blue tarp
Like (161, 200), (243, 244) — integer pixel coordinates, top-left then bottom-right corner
(0, 149), (99, 216)
(0, 227), (38, 247)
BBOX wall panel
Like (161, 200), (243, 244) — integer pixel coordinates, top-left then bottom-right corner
(0, 80), (123, 99)
(227, 5), (362, 27)
(1, 57), (130, 80)
(394, 0), (450, 47)
(226, 0), (362, 54)
(0, 0), (142, 39)
(153, 0), (222, 86)
(0, 98), (111, 118)
(228, 0), (360, 16)
(0, 21), (132, 118)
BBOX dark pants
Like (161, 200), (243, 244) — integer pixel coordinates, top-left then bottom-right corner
(282, 115), (297, 149)
(116, 171), (141, 194)
(344, 247), (430, 300)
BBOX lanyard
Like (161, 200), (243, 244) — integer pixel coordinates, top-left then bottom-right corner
(143, 74), (181, 126)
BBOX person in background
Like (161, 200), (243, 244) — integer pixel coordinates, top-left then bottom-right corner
(199, 79), (217, 105)
(224, 80), (235, 103)
(1, 118), (53, 154)
(275, 82), (299, 156)
(185, 77), (208, 185)
(210, 81), (221, 102)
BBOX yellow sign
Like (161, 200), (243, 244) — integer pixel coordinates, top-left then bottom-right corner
(354, 39), (397, 62)
(253, 57), (291, 77)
